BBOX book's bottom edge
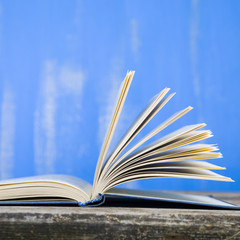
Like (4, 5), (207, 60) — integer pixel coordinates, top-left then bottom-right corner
(0, 193), (239, 210)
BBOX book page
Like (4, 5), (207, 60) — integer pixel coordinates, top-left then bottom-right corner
(103, 125), (208, 186)
(103, 106), (193, 180)
(100, 144), (223, 192)
(99, 90), (175, 182)
(0, 175), (93, 202)
(91, 71), (134, 199)
(100, 89), (173, 177)
(102, 169), (233, 193)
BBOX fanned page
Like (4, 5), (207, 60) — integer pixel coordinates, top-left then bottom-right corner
(92, 71), (233, 199)
(92, 71), (135, 198)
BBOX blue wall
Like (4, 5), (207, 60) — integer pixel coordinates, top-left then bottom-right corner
(0, 0), (239, 191)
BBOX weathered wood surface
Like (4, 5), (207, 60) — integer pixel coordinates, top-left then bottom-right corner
(0, 192), (239, 240)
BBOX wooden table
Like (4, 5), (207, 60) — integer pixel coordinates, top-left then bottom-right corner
(0, 192), (239, 240)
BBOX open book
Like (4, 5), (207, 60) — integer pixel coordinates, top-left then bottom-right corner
(0, 71), (238, 209)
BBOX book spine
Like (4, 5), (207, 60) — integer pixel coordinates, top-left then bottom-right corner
(78, 193), (104, 207)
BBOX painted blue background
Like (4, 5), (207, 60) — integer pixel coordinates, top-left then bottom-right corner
(0, 0), (239, 191)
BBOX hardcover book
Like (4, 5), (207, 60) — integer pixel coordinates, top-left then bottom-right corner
(0, 71), (238, 209)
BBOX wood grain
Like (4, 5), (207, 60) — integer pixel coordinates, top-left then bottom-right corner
(0, 192), (239, 240)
